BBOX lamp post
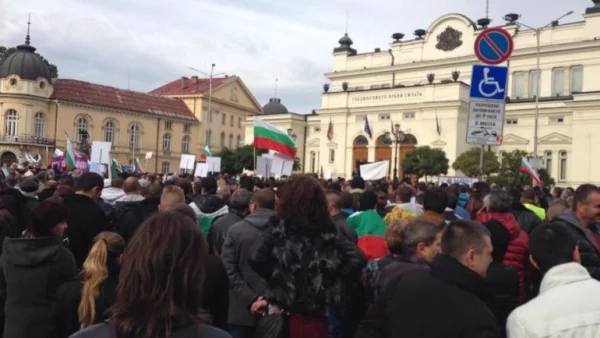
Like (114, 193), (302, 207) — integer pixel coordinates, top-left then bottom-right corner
(189, 65), (226, 148)
(385, 123), (405, 182)
(503, 11), (573, 168)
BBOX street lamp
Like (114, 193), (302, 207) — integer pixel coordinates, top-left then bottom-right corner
(287, 128), (297, 142)
(189, 65), (226, 148)
(386, 123), (405, 182)
(503, 11), (573, 168)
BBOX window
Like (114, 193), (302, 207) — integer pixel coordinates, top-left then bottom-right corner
(206, 129), (212, 146)
(209, 112), (213, 123)
(183, 124), (191, 133)
(552, 68), (565, 96)
(103, 120), (114, 143)
(33, 112), (45, 139)
(75, 117), (88, 142)
(162, 133), (171, 151)
(378, 114), (390, 121)
(236, 135), (241, 147)
(549, 116), (564, 124)
(220, 132), (225, 147)
(4, 109), (18, 137)
(571, 66), (583, 93)
(512, 72), (525, 99)
(506, 119), (518, 125)
(228, 134), (233, 148)
(230, 116), (234, 127)
(559, 151), (567, 181)
(329, 149), (335, 163)
(238, 117), (242, 128)
(355, 115), (366, 122)
(161, 161), (170, 174)
(310, 152), (316, 173)
(544, 151), (553, 176)
(222, 114), (226, 125)
(128, 122), (141, 149)
(529, 70), (540, 99)
(164, 121), (172, 130)
(180, 135), (190, 153)
(314, 127), (321, 132)
(403, 112), (415, 120)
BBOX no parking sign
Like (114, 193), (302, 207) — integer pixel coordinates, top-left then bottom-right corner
(474, 27), (514, 65)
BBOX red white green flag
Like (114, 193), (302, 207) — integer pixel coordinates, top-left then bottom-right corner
(253, 117), (297, 158)
(327, 118), (334, 141)
(64, 131), (76, 170)
(200, 145), (212, 161)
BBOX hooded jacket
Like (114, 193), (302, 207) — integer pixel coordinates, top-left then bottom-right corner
(552, 210), (600, 280)
(507, 263), (600, 338)
(116, 197), (160, 243)
(189, 195), (229, 236)
(476, 212), (529, 303)
(100, 187), (125, 206)
(0, 237), (77, 338)
(511, 202), (542, 234)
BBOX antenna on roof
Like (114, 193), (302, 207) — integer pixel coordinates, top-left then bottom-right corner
(274, 78), (278, 99)
(345, 10), (349, 33)
(485, 0), (490, 19)
(25, 13), (31, 45)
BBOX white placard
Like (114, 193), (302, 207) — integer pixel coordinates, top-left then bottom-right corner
(89, 162), (106, 175)
(324, 168), (332, 180)
(270, 153), (293, 176)
(179, 154), (197, 170)
(91, 142), (112, 164)
(360, 160), (389, 181)
(145, 152), (153, 159)
(194, 163), (209, 177)
(438, 177), (479, 186)
(466, 100), (505, 145)
(256, 156), (270, 177)
(206, 157), (221, 173)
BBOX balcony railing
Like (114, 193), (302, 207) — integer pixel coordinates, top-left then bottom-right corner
(0, 134), (56, 146)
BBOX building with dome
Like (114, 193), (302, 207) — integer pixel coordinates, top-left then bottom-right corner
(0, 27), (262, 173)
(246, 1), (600, 186)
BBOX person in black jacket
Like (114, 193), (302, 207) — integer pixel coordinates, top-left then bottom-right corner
(327, 190), (358, 243)
(208, 189), (251, 256)
(55, 232), (125, 338)
(116, 183), (163, 242)
(0, 197), (77, 338)
(508, 187), (542, 234)
(482, 220), (519, 335)
(355, 219), (500, 338)
(63, 173), (111, 269)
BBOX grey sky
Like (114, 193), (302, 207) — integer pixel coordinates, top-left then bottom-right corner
(1, 0), (590, 113)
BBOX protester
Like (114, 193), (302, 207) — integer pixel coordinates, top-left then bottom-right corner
(384, 185), (422, 224)
(70, 211), (231, 338)
(38, 179), (57, 201)
(506, 223), (600, 337)
(546, 198), (569, 221)
(116, 177), (144, 203)
(55, 232), (125, 337)
(249, 175), (366, 338)
(17, 178), (40, 213)
(327, 190), (358, 243)
(189, 176), (229, 236)
(209, 189), (251, 256)
(418, 187), (448, 226)
(99, 177), (125, 206)
(443, 191), (462, 223)
(552, 184), (600, 280)
(355, 219), (499, 338)
(522, 189), (546, 221)
(117, 183), (163, 242)
(507, 187), (541, 234)
(158, 185), (186, 212)
(0, 198), (77, 338)
(347, 190), (388, 260)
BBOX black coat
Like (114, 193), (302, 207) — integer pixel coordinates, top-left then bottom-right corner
(201, 254), (229, 330)
(69, 322), (232, 338)
(355, 255), (501, 338)
(0, 236), (77, 338)
(115, 197), (160, 243)
(54, 269), (119, 338)
(63, 194), (111, 269)
(512, 203), (542, 234)
(37, 187), (55, 202)
(0, 188), (32, 232)
(220, 208), (275, 326)
(331, 213), (358, 243)
(483, 262), (519, 335)
(208, 209), (245, 256)
(553, 210), (600, 280)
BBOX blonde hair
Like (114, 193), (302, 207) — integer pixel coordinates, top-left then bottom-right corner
(78, 232), (125, 328)
(160, 185), (186, 211)
(385, 218), (410, 253)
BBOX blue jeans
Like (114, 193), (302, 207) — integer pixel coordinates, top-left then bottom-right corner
(227, 324), (255, 338)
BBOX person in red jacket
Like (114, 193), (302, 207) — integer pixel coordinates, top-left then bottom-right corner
(476, 190), (529, 303)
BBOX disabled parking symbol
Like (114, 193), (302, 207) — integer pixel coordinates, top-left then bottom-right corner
(469, 65), (508, 101)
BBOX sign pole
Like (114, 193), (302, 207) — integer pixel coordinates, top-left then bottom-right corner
(479, 145), (484, 180)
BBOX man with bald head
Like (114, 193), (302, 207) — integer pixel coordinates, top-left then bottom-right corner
(117, 177), (144, 203)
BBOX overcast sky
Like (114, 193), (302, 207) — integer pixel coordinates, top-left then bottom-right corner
(1, 0), (589, 113)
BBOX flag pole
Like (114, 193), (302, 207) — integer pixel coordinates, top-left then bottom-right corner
(253, 145), (256, 171)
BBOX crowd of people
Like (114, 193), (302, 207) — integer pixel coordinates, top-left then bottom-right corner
(0, 162), (599, 338)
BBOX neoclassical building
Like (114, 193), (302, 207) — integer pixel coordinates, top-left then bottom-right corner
(246, 1), (600, 186)
(0, 31), (262, 173)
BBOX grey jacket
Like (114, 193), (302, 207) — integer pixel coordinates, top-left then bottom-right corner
(221, 208), (276, 326)
(553, 210), (600, 280)
(209, 209), (246, 256)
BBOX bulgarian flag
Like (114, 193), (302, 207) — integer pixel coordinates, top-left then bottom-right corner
(200, 145), (211, 161)
(109, 158), (119, 179)
(253, 117), (297, 158)
(133, 157), (144, 174)
(520, 156), (542, 186)
(64, 131), (76, 170)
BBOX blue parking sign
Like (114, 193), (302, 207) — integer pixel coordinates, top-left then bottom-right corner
(469, 65), (508, 101)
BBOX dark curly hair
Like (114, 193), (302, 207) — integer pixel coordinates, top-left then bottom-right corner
(276, 175), (335, 236)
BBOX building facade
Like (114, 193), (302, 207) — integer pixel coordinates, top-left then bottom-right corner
(246, 1), (600, 186)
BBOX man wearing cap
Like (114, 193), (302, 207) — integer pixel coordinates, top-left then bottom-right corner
(18, 179), (40, 214)
(209, 189), (251, 256)
(189, 176), (229, 236)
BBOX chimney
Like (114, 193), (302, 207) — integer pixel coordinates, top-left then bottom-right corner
(191, 75), (199, 84)
(181, 76), (189, 89)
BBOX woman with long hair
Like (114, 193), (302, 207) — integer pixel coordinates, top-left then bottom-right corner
(70, 211), (231, 338)
(55, 232), (125, 337)
(0, 197), (76, 338)
(249, 175), (366, 338)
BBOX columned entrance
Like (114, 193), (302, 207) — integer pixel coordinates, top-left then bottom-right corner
(352, 135), (368, 173)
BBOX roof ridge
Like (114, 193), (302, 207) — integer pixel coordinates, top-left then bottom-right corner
(55, 78), (184, 101)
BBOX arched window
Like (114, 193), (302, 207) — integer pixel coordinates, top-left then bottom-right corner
(220, 132), (225, 147)
(236, 135), (241, 147)
(104, 120), (115, 143)
(182, 135), (191, 153)
(76, 117), (89, 142)
(353, 135), (369, 147)
(161, 161), (170, 174)
(559, 151), (568, 181)
(33, 112), (45, 139)
(128, 122), (141, 149)
(228, 134), (233, 148)
(4, 109), (18, 137)
(162, 133), (171, 151)
(206, 129), (212, 146)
